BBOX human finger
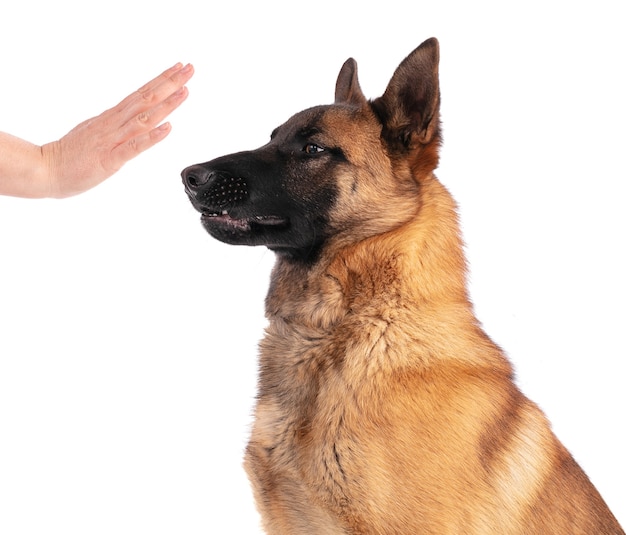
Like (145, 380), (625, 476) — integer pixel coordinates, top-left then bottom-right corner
(136, 62), (186, 94)
(115, 85), (190, 143)
(107, 63), (183, 117)
(107, 122), (173, 171)
(115, 63), (194, 120)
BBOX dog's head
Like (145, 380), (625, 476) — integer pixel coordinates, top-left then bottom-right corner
(182, 38), (441, 263)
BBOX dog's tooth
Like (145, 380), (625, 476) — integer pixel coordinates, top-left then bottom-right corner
(222, 210), (228, 215)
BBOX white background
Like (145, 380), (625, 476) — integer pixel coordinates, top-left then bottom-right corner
(1, 1), (624, 533)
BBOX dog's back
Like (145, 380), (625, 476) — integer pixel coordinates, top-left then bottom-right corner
(183, 38), (623, 534)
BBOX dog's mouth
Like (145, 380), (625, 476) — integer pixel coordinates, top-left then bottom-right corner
(181, 167), (289, 235)
(199, 208), (290, 247)
(200, 210), (289, 232)
(181, 164), (320, 255)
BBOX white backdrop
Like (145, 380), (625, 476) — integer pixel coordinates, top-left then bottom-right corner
(1, 1), (624, 533)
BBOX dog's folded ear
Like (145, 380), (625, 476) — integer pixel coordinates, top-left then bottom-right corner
(335, 58), (368, 107)
(371, 38), (441, 151)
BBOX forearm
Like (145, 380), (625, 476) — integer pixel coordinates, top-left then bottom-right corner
(0, 132), (51, 198)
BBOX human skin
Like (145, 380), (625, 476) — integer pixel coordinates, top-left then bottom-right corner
(0, 62), (194, 199)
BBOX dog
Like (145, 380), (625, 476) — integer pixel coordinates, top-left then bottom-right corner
(182, 38), (623, 534)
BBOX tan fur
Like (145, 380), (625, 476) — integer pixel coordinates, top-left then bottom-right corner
(238, 39), (624, 534)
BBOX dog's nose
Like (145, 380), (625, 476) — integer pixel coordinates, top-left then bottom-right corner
(182, 164), (213, 191)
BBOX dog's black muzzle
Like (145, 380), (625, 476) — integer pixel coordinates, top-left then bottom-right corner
(181, 146), (331, 261)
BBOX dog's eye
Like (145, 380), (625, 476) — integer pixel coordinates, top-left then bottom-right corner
(303, 143), (325, 155)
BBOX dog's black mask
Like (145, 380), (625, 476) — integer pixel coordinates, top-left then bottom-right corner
(182, 107), (342, 263)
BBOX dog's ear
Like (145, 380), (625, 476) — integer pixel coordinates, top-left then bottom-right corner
(335, 58), (367, 107)
(371, 38), (441, 151)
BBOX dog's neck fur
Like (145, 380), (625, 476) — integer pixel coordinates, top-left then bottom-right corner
(265, 173), (468, 327)
(260, 170), (511, 407)
(266, 175), (477, 352)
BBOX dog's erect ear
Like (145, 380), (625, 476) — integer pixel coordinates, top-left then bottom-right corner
(335, 58), (367, 107)
(371, 38), (440, 150)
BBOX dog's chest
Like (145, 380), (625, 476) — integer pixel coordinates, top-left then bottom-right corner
(250, 310), (410, 495)
(249, 379), (359, 524)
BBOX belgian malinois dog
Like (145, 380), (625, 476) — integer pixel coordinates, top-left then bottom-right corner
(182, 38), (623, 534)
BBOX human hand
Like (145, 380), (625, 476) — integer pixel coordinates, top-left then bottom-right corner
(41, 62), (194, 198)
